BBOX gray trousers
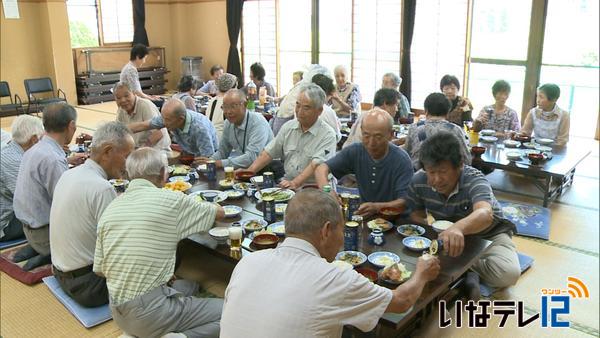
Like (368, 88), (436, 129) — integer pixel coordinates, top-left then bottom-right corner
(22, 224), (50, 256)
(111, 281), (223, 338)
(471, 232), (521, 288)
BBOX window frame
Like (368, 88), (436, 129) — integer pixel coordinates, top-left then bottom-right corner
(67, 0), (134, 48)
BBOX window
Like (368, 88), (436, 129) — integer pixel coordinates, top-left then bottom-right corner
(411, 0), (468, 109)
(99, 0), (134, 44)
(278, 0), (312, 95)
(241, 0), (277, 90)
(540, 0), (599, 138)
(467, 0), (532, 114)
(352, 0), (402, 104)
(66, 0), (133, 48)
(318, 0), (352, 85)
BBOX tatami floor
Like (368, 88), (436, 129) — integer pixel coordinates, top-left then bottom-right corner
(1, 102), (598, 338)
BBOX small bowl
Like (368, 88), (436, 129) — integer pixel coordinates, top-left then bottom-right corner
(208, 227), (229, 245)
(241, 218), (268, 232)
(397, 224), (426, 237)
(536, 138), (554, 145)
(225, 189), (245, 200)
(470, 146), (486, 156)
(356, 268), (378, 282)
(252, 233), (279, 249)
(514, 134), (531, 143)
(235, 170), (255, 182)
(506, 151), (522, 161)
(402, 236), (431, 252)
(432, 220), (453, 232)
(223, 205), (242, 218)
(480, 129), (495, 136)
(528, 153), (544, 165)
(168, 175), (190, 182)
(379, 207), (402, 221)
(179, 154), (195, 166)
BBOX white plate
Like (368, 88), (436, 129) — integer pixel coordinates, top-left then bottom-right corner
(169, 175), (190, 182)
(432, 220), (453, 232)
(223, 205), (242, 218)
(208, 227), (229, 238)
(190, 190), (228, 203)
(480, 136), (498, 143)
(523, 142), (537, 149)
(255, 188), (295, 202)
(506, 151), (522, 161)
(367, 252), (400, 268)
(267, 221), (286, 236)
(335, 251), (367, 267)
(225, 189), (245, 199)
(535, 145), (552, 152)
(275, 203), (287, 215)
(241, 218), (268, 232)
(503, 140), (521, 148)
(536, 138), (554, 145)
(480, 129), (495, 136)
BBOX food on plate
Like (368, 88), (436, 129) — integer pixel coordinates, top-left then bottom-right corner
(413, 239), (427, 249)
(245, 220), (264, 230)
(338, 252), (364, 265)
(164, 180), (190, 192)
(399, 225), (422, 236)
(367, 218), (392, 231)
(171, 165), (190, 175)
(380, 262), (412, 282)
(219, 179), (235, 187)
(374, 256), (395, 267)
(227, 190), (244, 198)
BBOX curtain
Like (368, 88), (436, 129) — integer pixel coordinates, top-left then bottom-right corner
(400, 0), (416, 103)
(226, 0), (244, 87)
(132, 0), (149, 46)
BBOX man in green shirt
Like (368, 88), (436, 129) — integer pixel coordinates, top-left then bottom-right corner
(94, 147), (225, 338)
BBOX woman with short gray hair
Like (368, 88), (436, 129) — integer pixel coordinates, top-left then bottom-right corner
(331, 65), (362, 118)
(381, 73), (411, 120)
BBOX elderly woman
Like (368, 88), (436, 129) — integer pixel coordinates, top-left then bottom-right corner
(172, 76), (198, 112)
(473, 80), (520, 137)
(520, 83), (570, 146)
(381, 73), (411, 120)
(331, 65), (362, 118)
(207, 73), (238, 141)
(440, 74), (473, 127)
(242, 62), (275, 98)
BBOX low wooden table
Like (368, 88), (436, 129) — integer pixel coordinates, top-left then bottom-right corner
(477, 141), (591, 207)
(182, 169), (492, 333)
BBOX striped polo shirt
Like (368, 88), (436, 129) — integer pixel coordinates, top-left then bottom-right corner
(93, 179), (218, 306)
(406, 165), (514, 239)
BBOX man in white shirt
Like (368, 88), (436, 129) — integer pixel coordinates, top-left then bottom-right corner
(50, 121), (135, 307)
(220, 189), (440, 338)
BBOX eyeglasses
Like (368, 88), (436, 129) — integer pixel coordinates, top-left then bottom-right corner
(222, 103), (243, 110)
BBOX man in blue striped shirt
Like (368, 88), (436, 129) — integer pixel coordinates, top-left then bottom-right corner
(406, 131), (520, 299)
(0, 116), (44, 242)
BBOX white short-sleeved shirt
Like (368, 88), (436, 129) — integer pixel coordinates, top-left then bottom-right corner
(221, 238), (393, 338)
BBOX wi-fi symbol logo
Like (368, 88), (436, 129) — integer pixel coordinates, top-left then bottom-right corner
(567, 277), (589, 298)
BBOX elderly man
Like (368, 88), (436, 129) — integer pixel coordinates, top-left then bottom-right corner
(114, 82), (170, 151)
(408, 132), (520, 299)
(316, 109), (413, 217)
(241, 84), (337, 189)
(196, 89), (273, 169)
(404, 93), (471, 170)
(381, 72), (411, 120)
(128, 98), (218, 157)
(94, 147), (225, 338)
(50, 122), (134, 307)
(220, 190), (440, 337)
(1, 115), (44, 242)
(344, 88), (400, 148)
(14, 103), (86, 270)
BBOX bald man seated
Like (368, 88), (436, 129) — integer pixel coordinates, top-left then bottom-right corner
(128, 98), (218, 157)
(315, 108), (414, 217)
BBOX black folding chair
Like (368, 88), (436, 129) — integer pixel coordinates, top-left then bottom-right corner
(24, 77), (67, 114)
(0, 81), (24, 117)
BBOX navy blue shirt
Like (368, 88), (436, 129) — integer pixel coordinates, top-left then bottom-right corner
(326, 143), (413, 203)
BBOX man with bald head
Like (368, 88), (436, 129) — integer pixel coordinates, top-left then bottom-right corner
(196, 89), (273, 169)
(316, 108), (413, 217)
(128, 98), (218, 157)
(220, 189), (440, 337)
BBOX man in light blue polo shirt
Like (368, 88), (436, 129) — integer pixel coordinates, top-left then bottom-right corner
(128, 98), (218, 157)
(315, 108), (413, 217)
(196, 89), (273, 169)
